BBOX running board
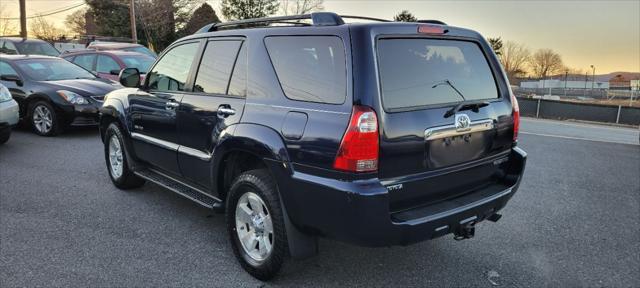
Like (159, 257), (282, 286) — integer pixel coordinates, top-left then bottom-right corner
(134, 169), (221, 209)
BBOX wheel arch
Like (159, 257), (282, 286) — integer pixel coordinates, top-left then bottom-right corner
(212, 123), (318, 259)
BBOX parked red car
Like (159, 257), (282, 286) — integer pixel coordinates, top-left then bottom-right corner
(62, 50), (155, 81)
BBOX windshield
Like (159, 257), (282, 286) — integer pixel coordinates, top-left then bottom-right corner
(16, 59), (96, 81)
(377, 39), (498, 111)
(120, 55), (155, 73)
(123, 46), (157, 58)
(15, 41), (60, 57)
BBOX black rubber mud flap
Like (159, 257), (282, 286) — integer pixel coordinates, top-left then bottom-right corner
(280, 196), (318, 260)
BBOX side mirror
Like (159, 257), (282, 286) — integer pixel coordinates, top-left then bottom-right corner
(110, 69), (121, 76)
(0, 74), (23, 86)
(118, 68), (140, 88)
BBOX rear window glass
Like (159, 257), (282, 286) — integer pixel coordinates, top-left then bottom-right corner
(265, 36), (346, 104)
(377, 39), (498, 111)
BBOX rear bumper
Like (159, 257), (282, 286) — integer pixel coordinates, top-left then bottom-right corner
(281, 147), (527, 247)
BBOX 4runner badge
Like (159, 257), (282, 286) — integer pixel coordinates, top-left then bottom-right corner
(455, 113), (471, 132)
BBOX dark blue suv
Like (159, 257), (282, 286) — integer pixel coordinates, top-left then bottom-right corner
(99, 13), (526, 280)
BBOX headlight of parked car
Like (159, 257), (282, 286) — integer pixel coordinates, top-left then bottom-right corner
(57, 90), (89, 105)
(0, 85), (12, 102)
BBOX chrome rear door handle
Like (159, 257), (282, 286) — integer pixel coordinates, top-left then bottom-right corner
(217, 107), (236, 117)
(166, 101), (179, 110)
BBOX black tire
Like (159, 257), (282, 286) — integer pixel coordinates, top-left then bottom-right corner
(104, 122), (145, 189)
(29, 100), (62, 136)
(226, 169), (288, 281)
(0, 128), (10, 144)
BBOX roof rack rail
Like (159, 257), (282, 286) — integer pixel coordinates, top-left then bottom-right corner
(196, 12), (391, 33)
(417, 20), (447, 25)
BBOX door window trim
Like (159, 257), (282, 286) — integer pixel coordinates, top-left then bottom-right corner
(184, 37), (246, 98)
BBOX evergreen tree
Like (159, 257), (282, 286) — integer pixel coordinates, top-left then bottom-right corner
(393, 10), (417, 22)
(221, 0), (280, 20)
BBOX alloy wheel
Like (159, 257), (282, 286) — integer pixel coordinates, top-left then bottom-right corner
(108, 135), (124, 178)
(235, 192), (274, 262)
(32, 105), (53, 134)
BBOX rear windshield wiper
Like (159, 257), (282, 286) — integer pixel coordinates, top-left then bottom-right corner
(432, 79), (488, 118)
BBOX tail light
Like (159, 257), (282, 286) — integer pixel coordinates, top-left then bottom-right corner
(511, 93), (520, 141)
(333, 105), (379, 172)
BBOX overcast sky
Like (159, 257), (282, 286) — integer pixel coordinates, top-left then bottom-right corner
(2, 0), (638, 74)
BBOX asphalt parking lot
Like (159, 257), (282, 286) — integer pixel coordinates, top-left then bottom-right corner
(1, 118), (639, 287)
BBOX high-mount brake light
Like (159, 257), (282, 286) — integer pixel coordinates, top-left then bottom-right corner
(418, 24), (446, 34)
(511, 93), (520, 141)
(333, 106), (379, 173)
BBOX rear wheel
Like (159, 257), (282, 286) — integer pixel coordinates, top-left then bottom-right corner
(226, 169), (288, 281)
(29, 101), (61, 136)
(104, 123), (145, 189)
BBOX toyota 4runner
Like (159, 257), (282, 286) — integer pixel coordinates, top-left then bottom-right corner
(99, 13), (526, 280)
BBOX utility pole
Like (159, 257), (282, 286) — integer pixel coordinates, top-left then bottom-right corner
(19, 0), (27, 38)
(129, 0), (137, 43)
(584, 71), (588, 97)
(564, 70), (568, 97)
(590, 65), (596, 97)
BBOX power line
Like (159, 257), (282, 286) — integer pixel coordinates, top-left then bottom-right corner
(0, 2), (86, 20)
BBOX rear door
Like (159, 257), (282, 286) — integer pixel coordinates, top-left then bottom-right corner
(177, 39), (246, 191)
(374, 36), (516, 210)
(129, 41), (201, 176)
(71, 54), (97, 73)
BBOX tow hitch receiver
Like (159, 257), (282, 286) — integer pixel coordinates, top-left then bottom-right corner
(454, 216), (477, 240)
(454, 222), (476, 240)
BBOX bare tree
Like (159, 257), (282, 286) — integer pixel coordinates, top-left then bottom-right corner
(29, 15), (64, 42)
(529, 48), (564, 79)
(499, 41), (531, 82)
(281, 0), (324, 15)
(65, 8), (87, 36)
(0, 4), (17, 36)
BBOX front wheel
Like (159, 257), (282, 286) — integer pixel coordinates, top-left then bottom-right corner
(0, 128), (10, 144)
(29, 101), (61, 136)
(104, 123), (145, 189)
(226, 169), (288, 281)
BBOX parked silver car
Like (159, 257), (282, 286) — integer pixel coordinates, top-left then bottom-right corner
(0, 83), (19, 144)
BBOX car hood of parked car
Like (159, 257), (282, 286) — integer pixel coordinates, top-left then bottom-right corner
(39, 78), (122, 97)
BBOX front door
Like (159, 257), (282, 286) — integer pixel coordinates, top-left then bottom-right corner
(177, 39), (247, 192)
(129, 41), (201, 176)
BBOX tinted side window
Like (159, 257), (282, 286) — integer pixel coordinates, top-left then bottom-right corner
(73, 54), (96, 71)
(96, 55), (120, 73)
(0, 61), (18, 75)
(147, 42), (199, 92)
(228, 43), (247, 97)
(193, 40), (241, 95)
(1, 41), (18, 55)
(265, 36), (346, 104)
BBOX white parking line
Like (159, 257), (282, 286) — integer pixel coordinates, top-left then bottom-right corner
(520, 131), (639, 145)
